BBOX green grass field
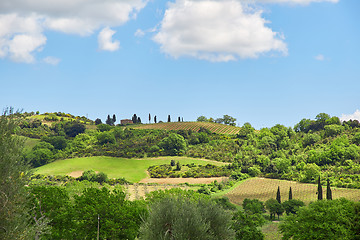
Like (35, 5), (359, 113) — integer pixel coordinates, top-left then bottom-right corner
(34, 156), (225, 182)
(21, 136), (40, 151)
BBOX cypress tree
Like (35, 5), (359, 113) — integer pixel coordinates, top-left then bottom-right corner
(178, 117), (181, 122)
(317, 176), (323, 200)
(326, 178), (332, 200)
(168, 115), (171, 122)
(112, 114), (116, 124)
(149, 113), (151, 123)
(182, 117), (184, 122)
(154, 116), (157, 124)
(106, 114), (113, 125)
(138, 117), (141, 124)
(289, 187), (293, 200)
(132, 114), (137, 124)
(276, 186), (281, 204)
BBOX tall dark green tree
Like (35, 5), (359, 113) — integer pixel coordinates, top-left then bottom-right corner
(326, 179), (332, 200)
(149, 113), (151, 123)
(132, 114), (138, 124)
(0, 109), (40, 239)
(168, 115), (171, 122)
(112, 114), (116, 124)
(94, 118), (102, 125)
(317, 176), (323, 200)
(276, 186), (281, 203)
(289, 187), (293, 200)
(137, 117), (141, 124)
(178, 116), (181, 122)
(154, 115), (157, 123)
(64, 121), (86, 137)
(106, 115), (113, 126)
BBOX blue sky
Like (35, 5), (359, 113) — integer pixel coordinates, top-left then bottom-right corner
(0, 0), (359, 129)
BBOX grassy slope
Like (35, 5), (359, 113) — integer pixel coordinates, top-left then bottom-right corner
(34, 156), (226, 182)
(132, 122), (241, 134)
(225, 177), (360, 205)
(20, 136), (40, 151)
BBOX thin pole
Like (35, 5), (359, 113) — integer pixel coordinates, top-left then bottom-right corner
(97, 214), (100, 240)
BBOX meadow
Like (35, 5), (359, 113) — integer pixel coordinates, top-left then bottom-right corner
(34, 156), (226, 182)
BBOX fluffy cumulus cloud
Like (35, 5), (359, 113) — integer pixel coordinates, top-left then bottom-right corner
(340, 110), (360, 122)
(153, 0), (288, 62)
(0, 0), (147, 63)
(98, 27), (120, 51)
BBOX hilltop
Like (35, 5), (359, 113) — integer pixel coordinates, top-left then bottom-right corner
(132, 121), (241, 135)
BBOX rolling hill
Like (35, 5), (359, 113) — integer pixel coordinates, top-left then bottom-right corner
(133, 122), (241, 134)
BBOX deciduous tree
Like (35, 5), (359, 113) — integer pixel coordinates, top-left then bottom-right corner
(280, 198), (357, 240)
(0, 109), (39, 239)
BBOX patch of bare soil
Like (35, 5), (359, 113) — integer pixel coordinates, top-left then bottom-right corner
(67, 170), (98, 178)
(139, 177), (229, 184)
(68, 171), (84, 178)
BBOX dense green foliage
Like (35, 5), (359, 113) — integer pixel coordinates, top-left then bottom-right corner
(12, 111), (360, 190)
(139, 197), (235, 240)
(29, 185), (147, 239)
(148, 163), (232, 178)
(0, 110), (44, 240)
(280, 198), (359, 240)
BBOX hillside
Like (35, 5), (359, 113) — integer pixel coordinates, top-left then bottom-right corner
(34, 156), (226, 182)
(133, 122), (241, 135)
(224, 178), (360, 205)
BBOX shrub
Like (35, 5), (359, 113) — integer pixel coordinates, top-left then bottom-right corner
(139, 197), (235, 239)
(97, 132), (116, 145)
(81, 170), (97, 182)
(96, 172), (108, 184)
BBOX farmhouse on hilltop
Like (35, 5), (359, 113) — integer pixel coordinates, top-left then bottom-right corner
(121, 119), (133, 125)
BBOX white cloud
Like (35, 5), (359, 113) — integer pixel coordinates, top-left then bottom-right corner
(252, 0), (338, 5)
(135, 29), (145, 37)
(340, 110), (360, 122)
(98, 27), (120, 51)
(0, 14), (46, 63)
(314, 54), (324, 61)
(153, 0), (287, 62)
(43, 56), (61, 65)
(0, 0), (148, 62)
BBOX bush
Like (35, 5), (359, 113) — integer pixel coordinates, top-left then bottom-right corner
(282, 199), (305, 215)
(248, 166), (261, 177)
(97, 131), (116, 145)
(139, 197), (235, 239)
(97, 123), (112, 132)
(27, 148), (54, 167)
(324, 124), (344, 137)
(158, 133), (187, 156)
(81, 170), (97, 182)
(96, 172), (108, 184)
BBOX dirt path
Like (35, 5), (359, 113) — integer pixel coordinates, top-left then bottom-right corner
(139, 177), (229, 184)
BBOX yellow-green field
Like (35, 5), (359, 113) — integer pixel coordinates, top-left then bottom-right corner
(225, 177), (360, 205)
